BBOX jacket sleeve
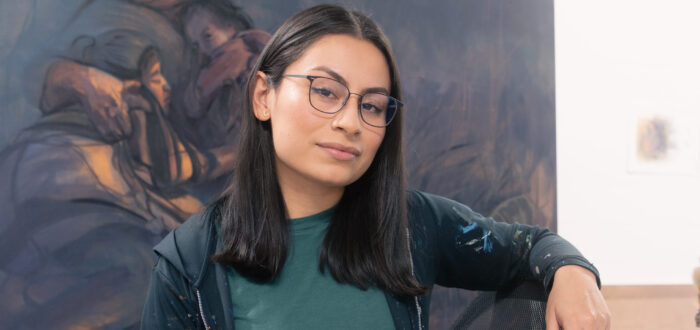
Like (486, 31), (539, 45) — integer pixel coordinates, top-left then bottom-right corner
(141, 257), (203, 330)
(408, 190), (600, 292)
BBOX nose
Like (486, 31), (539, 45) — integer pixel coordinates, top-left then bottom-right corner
(331, 94), (362, 135)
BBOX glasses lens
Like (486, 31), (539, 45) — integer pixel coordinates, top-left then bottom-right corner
(360, 93), (398, 127)
(309, 77), (348, 113)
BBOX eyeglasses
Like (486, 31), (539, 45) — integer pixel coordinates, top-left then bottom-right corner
(281, 74), (401, 128)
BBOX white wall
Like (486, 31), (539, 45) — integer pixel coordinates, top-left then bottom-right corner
(555, 0), (700, 285)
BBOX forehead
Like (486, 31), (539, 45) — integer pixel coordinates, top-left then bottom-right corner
(185, 8), (211, 31)
(141, 53), (162, 74)
(286, 34), (391, 91)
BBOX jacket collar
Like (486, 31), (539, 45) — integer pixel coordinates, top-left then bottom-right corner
(153, 204), (219, 286)
(154, 203), (237, 328)
(152, 202), (422, 329)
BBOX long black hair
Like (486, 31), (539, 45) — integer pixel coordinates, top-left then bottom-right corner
(213, 4), (426, 296)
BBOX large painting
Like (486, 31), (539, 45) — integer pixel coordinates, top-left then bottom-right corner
(0, 0), (556, 328)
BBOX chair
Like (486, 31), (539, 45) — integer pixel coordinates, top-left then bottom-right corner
(451, 280), (548, 330)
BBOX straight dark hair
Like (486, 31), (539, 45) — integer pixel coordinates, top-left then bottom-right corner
(213, 4), (426, 296)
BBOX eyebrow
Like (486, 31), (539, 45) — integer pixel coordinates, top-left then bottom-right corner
(310, 66), (390, 95)
(148, 69), (161, 79)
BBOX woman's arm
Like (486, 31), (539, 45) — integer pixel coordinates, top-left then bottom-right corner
(40, 59), (133, 142)
(409, 190), (597, 290)
(408, 190), (610, 329)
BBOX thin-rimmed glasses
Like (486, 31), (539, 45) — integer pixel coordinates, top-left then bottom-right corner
(282, 74), (401, 128)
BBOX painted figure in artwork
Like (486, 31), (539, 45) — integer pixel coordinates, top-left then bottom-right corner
(0, 0), (270, 325)
(0, 29), (205, 328)
(175, 1), (271, 200)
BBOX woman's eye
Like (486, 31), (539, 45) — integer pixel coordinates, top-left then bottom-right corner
(201, 29), (212, 41)
(311, 87), (335, 98)
(361, 103), (384, 114)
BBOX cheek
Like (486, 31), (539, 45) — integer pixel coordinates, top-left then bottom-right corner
(145, 84), (159, 97)
(210, 32), (227, 48)
(269, 92), (309, 148)
(362, 132), (385, 166)
(272, 87), (313, 131)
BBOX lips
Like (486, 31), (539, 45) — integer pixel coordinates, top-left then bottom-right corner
(317, 142), (361, 160)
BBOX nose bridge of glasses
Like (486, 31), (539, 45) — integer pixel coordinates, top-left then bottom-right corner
(334, 92), (364, 127)
(347, 92), (364, 108)
(338, 92), (368, 120)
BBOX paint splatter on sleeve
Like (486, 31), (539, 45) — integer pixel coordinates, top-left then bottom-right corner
(410, 190), (600, 292)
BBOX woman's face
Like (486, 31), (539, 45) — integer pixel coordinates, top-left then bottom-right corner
(258, 34), (390, 192)
(141, 55), (171, 109)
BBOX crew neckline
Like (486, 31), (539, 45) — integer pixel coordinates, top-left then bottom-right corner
(288, 205), (337, 233)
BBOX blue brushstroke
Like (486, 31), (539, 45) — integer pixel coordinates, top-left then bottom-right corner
(458, 222), (478, 234)
(456, 223), (493, 254)
(482, 229), (493, 253)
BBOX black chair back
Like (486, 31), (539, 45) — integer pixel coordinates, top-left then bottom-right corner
(451, 280), (547, 330)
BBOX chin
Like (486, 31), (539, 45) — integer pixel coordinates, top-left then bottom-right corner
(313, 170), (361, 188)
(318, 176), (355, 188)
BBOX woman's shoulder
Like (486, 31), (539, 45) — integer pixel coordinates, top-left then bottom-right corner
(407, 189), (475, 215)
(152, 201), (222, 283)
(406, 189), (487, 233)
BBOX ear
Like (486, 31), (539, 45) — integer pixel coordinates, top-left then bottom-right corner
(252, 71), (273, 121)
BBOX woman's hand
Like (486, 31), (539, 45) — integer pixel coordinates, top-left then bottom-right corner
(79, 68), (138, 142)
(41, 60), (138, 142)
(546, 265), (611, 329)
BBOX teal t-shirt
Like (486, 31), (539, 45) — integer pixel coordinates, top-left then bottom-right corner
(226, 206), (395, 330)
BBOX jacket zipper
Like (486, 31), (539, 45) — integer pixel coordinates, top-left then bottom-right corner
(196, 289), (211, 329)
(413, 296), (423, 330)
(406, 229), (423, 330)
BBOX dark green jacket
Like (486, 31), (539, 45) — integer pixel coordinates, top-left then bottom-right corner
(141, 190), (599, 329)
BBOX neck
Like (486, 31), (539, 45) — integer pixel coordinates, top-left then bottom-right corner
(277, 168), (344, 219)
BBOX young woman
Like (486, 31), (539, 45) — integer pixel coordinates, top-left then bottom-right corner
(141, 4), (610, 329)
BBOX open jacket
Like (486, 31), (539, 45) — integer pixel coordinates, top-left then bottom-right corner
(141, 190), (600, 329)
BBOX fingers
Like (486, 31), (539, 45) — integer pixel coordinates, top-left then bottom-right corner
(586, 307), (611, 330)
(545, 304), (560, 330)
(545, 288), (611, 329)
(123, 93), (150, 112)
(546, 305), (611, 330)
(546, 265), (611, 329)
(123, 80), (142, 93)
(89, 104), (131, 143)
(93, 109), (119, 143)
(113, 102), (132, 137)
